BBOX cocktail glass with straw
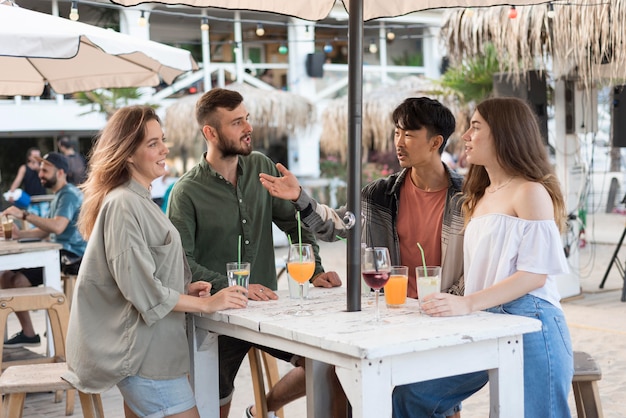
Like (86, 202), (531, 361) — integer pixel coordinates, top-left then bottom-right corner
(361, 247), (391, 322)
(416, 242), (441, 313)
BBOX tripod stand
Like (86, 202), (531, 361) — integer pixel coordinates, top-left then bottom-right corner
(599, 193), (626, 301)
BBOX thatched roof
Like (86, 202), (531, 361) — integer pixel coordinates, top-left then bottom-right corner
(164, 83), (317, 153)
(441, 2), (626, 90)
(320, 76), (462, 162)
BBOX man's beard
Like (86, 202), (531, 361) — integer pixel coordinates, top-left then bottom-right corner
(41, 176), (57, 189)
(216, 128), (252, 158)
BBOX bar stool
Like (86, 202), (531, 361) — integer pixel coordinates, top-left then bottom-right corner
(61, 274), (77, 308)
(573, 351), (604, 418)
(0, 362), (104, 418)
(0, 287), (73, 413)
(0, 286), (69, 371)
(248, 348), (284, 418)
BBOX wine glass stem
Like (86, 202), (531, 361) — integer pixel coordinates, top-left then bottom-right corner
(375, 289), (380, 321)
(299, 283), (304, 311)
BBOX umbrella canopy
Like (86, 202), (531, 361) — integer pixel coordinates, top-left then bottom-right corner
(0, 5), (198, 96)
(164, 83), (316, 152)
(442, 2), (626, 89)
(111, 0), (545, 21)
(110, 0), (548, 312)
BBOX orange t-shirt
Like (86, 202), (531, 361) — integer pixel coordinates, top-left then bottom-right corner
(396, 177), (446, 298)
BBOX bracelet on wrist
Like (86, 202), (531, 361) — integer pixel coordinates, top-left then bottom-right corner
(22, 210), (29, 221)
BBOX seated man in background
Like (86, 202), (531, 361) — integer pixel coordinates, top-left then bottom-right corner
(0, 152), (87, 347)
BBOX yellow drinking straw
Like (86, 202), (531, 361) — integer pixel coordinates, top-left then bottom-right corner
(416, 242), (428, 278)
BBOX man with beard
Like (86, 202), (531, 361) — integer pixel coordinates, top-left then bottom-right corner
(0, 152), (86, 347)
(167, 88), (342, 418)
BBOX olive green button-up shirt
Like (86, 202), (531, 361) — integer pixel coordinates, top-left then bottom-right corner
(168, 151), (323, 292)
(64, 180), (188, 393)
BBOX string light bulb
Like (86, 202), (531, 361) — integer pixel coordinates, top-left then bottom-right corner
(200, 17), (209, 31)
(138, 11), (146, 27)
(69, 1), (79, 21)
(386, 30), (395, 41)
(547, 3), (555, 19)
(323, 42), (333, 53)
(508, 5), (518, 19)
(255, 23), (265, 37)
(278, 44), (288, 55)
(369, 40), (378, 54)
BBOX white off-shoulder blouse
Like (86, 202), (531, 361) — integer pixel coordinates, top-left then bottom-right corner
(464, 214), (568, 308)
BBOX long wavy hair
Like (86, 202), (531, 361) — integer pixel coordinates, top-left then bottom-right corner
(78, 106), (161, 238)
(462, 97), (566, 231)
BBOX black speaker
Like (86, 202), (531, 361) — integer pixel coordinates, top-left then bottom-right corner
(612, 85), (626, 147)
(305, 52), (325, 78)
(493, 71), (548, 144)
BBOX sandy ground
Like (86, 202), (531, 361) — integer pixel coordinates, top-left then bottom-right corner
(9, 212), (626, 417)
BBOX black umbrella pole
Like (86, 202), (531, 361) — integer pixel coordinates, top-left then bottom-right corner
(346, 0), (363, 312)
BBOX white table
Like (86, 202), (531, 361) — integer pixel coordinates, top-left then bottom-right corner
(0, 239), (62, 355)
(189, 287), (541, 418)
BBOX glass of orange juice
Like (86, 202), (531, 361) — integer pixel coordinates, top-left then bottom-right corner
(287, 243), (315, 316)
(384, 266), (408, 308)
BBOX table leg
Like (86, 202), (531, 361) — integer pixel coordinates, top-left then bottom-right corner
(189, 317), (220, 418)
(305, 359), (334, 418)
(42, 250), (61, 357)
(334, 359), (392, 418)
(489, 335), (525, 418)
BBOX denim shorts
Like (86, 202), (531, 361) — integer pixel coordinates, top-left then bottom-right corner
(117, 375), (196, 418)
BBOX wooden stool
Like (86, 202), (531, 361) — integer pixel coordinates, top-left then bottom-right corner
(61, 274), (77, 308)
(248, 348), (284, 418)
(0, 287), (69, 371)
(0, 362), (104, 418)
(573, 351), (604, 418)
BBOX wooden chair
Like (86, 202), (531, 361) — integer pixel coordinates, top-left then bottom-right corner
(573, 351), (604, 418)
(0, 287), (69, 371)
(0, 287), (73, 413)
(61, 274), (77, 308)
(0, 362), (104, 418)
(248, 348), (284, 418)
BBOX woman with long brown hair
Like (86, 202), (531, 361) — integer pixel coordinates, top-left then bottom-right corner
(64, 105), (248, 418)
(393, 97), (573, 417)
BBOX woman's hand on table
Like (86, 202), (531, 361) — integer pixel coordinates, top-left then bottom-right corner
(311, 271), (342, 288)
(208, 286), (249, 311)
(420, 293), (472, 317)
(247, 284), (278, 301)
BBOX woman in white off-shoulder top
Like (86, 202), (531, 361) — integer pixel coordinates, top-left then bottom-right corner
(392, 97), (573, 418)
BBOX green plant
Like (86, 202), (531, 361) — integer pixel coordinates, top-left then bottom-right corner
(74, 88), (158, 119)
(439, 43), (500, 104)
(392, 51), (424, 67)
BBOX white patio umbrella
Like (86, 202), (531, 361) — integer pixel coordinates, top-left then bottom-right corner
(110, 0), (546, 311)
(0, 5), (198, 96)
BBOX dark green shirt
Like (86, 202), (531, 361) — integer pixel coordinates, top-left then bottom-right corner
(168, 151), (323, 292)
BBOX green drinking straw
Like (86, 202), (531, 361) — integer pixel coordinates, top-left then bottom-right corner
(297, 211), (303, 261)
(335, 235), (346, 242)
(238, 235), (242, 268)
(416, 242), (428, 278)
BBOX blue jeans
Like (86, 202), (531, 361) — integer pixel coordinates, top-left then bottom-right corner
(488, 294), (573, 417)
(392, 295), (573, 418)
(117, 375), (196, 418)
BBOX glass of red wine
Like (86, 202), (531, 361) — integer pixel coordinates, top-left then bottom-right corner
(361, 247), (391, 322)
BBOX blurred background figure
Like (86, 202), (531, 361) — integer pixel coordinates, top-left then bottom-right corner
(6, 147), (49, 217)
(57, 136), (87, 186)
(150, 162), (177, 209)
